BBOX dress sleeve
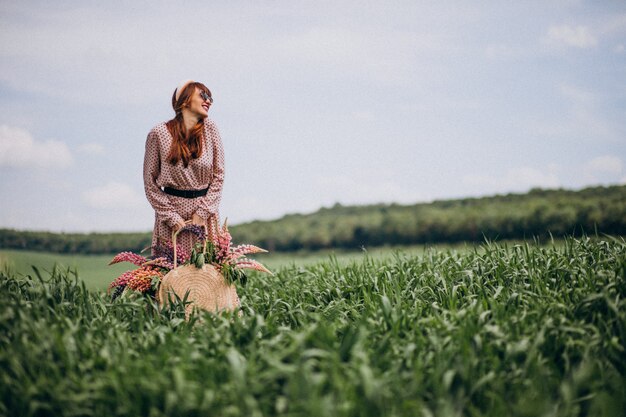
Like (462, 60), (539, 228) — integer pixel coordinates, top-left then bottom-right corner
(196, 121), (225, 220)
(143, 130), (184, 227)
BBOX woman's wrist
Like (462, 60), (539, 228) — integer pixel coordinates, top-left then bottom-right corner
(191, 213), (205, 225)
(167, 214), (185, 228)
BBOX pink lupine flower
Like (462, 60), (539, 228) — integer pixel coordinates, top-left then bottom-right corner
(108, 270), (135, 291)
(209, 217), (272, 275)
(176, 245), (191, 265)
(143, 257), (174, 271)
(216, 237), (231, 263)
(231, 244), (267, 259)
(109, 218), (271, 297)
(213, 217), (232, 263)
(109, 251), (148, 266)
(235, 259), (273, 274)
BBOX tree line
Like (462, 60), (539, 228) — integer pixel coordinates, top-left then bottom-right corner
(1, 185), (624, 254)
(231, 185), (626, 251)
(0, 230), (151, 255)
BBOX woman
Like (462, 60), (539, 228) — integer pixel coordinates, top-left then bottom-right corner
(143, 80), (224, 254)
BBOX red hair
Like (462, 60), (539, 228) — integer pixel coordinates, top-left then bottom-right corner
(165, 82), (211, 167)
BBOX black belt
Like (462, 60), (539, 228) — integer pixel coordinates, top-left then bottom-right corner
(162, 186), (209, 198)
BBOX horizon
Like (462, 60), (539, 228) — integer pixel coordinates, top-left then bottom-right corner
(2, 182), (622, 234)
(1, 1), (625, 233)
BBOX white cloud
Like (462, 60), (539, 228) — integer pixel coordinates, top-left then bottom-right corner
(0, 2), (465, 106)
(547, 83), (617, 141)
(614, 44), (625, 54)
(1, 3), (626, 234)
(0, 125), (73, 168)
(582, 156), (623, 184)
(77, 143), (105, 155)
(584, 155), (622, 175)
(546, 24), (597, 48)
(82, 181), (143, 209)
(462, 166), (561, 193)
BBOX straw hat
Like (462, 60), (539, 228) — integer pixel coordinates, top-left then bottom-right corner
(158, 263), (239, 318)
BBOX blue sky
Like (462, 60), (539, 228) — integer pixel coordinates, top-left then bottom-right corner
(1, 1), (625, 232)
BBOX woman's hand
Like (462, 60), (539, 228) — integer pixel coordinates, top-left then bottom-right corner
(192, 212), (217, 242)
(191, 213), (204, 226)
(173, 219), (186, 232)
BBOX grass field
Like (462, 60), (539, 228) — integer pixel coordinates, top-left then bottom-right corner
(0, 242), (475, 290)
(0, 250), (130, 290)
(1, 236), (624, 416)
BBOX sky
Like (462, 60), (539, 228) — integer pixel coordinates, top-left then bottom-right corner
(0, 1), (625, 232)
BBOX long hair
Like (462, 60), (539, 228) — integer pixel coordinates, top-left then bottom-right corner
(165, 82), (211, 167)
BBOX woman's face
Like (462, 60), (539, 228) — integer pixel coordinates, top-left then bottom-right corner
(187, 87), (212, 119)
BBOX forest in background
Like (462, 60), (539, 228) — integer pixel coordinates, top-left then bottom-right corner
(1, 184), (624, 254)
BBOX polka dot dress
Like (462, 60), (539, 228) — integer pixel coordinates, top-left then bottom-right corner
(143, 118), (225, 255)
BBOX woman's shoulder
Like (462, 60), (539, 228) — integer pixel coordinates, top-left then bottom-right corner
(203, 118), (221, 137)
(203, 118), (218, 129)
(147, 122), (170, 138)
(150, 121), (169, 132)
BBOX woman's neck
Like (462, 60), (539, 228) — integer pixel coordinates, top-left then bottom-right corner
(181, 109), (200, 132)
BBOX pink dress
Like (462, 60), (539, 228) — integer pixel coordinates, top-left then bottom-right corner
(143, 118), (225, 254)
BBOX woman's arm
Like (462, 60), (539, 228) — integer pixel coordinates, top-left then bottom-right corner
(143, 129), (185, 228)
(196, 121), (225, 220)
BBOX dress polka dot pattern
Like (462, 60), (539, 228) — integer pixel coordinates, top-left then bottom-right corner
(143, 118), (225, 254)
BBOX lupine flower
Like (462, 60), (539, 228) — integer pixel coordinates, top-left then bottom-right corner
(143, 257), (174, 270)
(212, 218), (233, 264)
(111, 285), (125, 300)
(175, 245), (191, 265)
(127, 275), (152, 293)
(108, 270), (136, 291)
(179, 223), (207, 242)
(152, 242), (173, 261)
(109, 251), (148, 266)
(109, 218), (271, 297)
(211, 218), (272, 275)
(152, 241), (190, 265)
(126, 266), (164, 293)
(230, 244), (267, 259)
(235, 259), (272, 274)
(110, 265), (164, 295)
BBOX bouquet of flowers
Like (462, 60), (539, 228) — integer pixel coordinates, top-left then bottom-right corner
(108, 220), (271, 300)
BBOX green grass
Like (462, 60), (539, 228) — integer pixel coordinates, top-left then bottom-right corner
(0, 250), (129, 290)
(0, 243), (474, 291)
(1, 236), (624, 416)
(258, 242), (476, 269)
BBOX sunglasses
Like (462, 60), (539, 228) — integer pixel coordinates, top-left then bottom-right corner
(200, 91), (213, 104)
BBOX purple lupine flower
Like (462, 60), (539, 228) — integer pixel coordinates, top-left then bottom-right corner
(179, 224), (207, 242)
(152, 241), (189, 264)
(152, 242), (174, 262)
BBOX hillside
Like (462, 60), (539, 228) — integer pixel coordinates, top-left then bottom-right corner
(233, 185), (626, 251)
(1, 185), (624, 254)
